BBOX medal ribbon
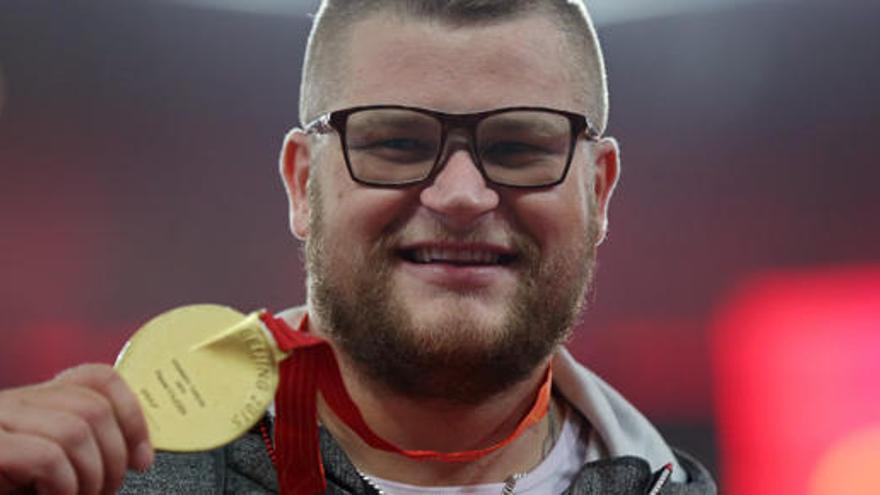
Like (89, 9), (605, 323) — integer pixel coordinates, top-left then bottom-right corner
(259, 312), (553, 495)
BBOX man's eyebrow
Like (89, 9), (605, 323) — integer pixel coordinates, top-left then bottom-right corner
(355, 114), (434, 127)
(482, 118), (564, 135)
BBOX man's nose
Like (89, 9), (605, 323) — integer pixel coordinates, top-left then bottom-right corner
(419, 148), (500, 229)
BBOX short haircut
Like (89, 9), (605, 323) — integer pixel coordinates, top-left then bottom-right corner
(299, 0), (609, 134)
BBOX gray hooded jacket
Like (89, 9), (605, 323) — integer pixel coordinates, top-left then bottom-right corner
(121, 348), (715, 494)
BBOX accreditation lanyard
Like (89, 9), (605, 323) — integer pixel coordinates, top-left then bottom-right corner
(259, 312), (553, 495)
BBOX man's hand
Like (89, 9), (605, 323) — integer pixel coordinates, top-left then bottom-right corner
(0, 364), (153, 495)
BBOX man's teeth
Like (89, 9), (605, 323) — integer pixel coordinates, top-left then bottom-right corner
(413, 248), (501, 265)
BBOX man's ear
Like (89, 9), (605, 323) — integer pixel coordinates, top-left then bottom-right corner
(590, 136), (621, 245)
(279, 128), (313, 240)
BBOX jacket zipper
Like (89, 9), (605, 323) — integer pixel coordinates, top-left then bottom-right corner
(646, 463), (673, 495)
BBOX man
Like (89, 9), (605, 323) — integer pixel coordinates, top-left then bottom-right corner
(0, 0), (715, 493)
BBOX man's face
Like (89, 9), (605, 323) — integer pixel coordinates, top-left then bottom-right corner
(285, 13), (618, 402)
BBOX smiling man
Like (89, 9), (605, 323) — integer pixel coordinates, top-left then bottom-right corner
(295, 12), (603, 406)
(0, 1), (715, 494)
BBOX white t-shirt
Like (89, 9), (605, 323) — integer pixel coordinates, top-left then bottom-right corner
(364, 404), (590, 495)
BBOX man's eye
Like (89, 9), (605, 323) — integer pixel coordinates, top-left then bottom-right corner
(482, 141), (552, 160)
(373, 138), (431, 151)
(485, 141), (542, 153)
(350, 137), (437, 163)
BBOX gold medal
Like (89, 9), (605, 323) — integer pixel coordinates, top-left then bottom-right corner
(114, 304), (286, 452)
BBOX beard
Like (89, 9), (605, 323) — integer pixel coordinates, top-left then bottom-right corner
(305, 181), (599, 404)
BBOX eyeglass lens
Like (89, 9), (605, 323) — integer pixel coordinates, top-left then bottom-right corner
(343, 108), (572, 187)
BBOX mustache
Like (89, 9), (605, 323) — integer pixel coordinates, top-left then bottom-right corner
(381, 217), (522, 246)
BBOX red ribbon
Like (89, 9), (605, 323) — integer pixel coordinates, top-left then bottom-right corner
(260, 312), (553, 495)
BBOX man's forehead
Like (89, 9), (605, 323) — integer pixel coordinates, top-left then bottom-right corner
(329, 13), (586, 114)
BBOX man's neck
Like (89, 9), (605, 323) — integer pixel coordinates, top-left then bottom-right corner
(316, 345), (558, 486)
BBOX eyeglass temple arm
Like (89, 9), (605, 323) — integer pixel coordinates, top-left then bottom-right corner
(583, 121), (601, 141)
(304, 113), (334, 134)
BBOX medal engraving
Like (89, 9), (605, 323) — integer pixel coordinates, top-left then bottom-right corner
(115, 304), (284, 452)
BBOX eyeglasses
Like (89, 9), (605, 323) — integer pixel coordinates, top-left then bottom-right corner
(304, 105), (599, 189)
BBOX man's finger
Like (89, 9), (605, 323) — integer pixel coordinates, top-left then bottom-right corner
(56, 364), (154, 472)
(0, 470), (16, 494)
(0, 429), (78, 495)
(19, 387), (121, 495)
(2, 403), (104, 495)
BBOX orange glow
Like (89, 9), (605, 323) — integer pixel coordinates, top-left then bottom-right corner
(810, 426), (880, 495)
(713, 266), (880, 495)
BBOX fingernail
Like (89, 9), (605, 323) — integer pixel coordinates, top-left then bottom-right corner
(134, 441), (155, 472)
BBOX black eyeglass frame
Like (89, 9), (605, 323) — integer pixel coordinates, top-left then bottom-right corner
(304, 104), (601, 189)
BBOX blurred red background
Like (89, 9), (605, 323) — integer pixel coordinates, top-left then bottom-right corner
(714, 267), (880, 494)
(2, 1), (879, 490)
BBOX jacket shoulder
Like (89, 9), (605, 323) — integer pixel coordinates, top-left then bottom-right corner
(120, 448), (225, 494)
(564, 449), (716, 495)
(120, 430), (279, 494)
(661, 449), (717, 494)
